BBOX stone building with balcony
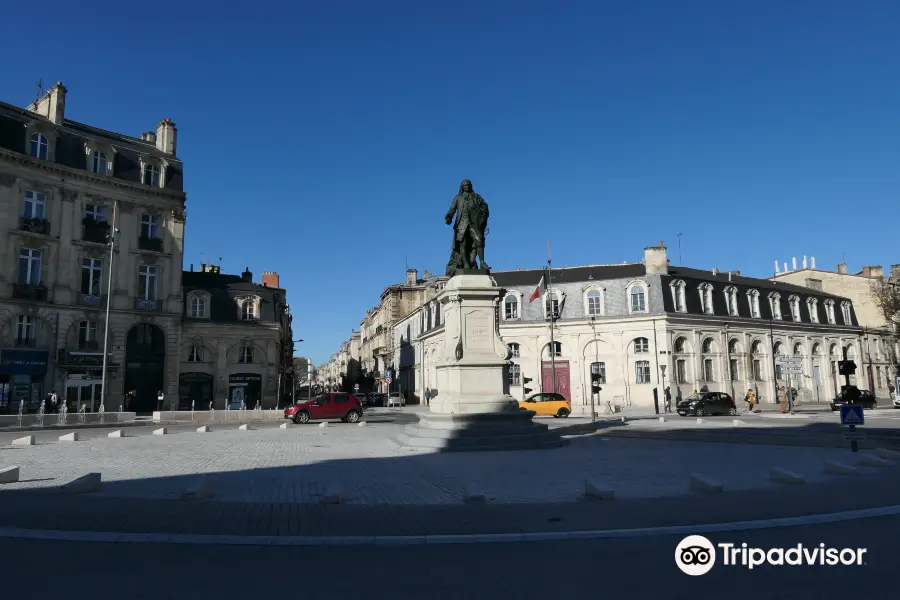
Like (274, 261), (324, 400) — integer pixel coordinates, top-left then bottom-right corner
(0, 82), (185, 413)
(180, 265), (293, 410)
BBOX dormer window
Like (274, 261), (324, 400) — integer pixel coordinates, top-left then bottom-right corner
(544, 289), (563, 321)
(584, 286), (605, 317)
(824, 300), (836, 324)
(789, 295), (801, 322)
(91, 151), (108, 174)
(807, 298), (819, 323)
(503, 293), (521, 320)
(841, 302), (852, 325)
(190, 296), (208, 319)
(627, 281), (649, 314)
(747, 289), (761, 318)
(241, 298), (258, 321)
(699, 283), (714, 315)
(723, 286), (739, 316)
(670, 280), (686, 312)
(29, 133), (48, 160)
(769, 293), (782, 320)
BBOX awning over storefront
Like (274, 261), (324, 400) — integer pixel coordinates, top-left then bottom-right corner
(0, 349), (49, 375)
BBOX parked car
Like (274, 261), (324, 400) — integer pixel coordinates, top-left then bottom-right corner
(830, 389), (878, 411)
(386, 393), (405, 407)
(283, 393), (363, 424)
(893, 395), (900, 409)
(519, 392), (571, 417)
(676, 392), (737, 417)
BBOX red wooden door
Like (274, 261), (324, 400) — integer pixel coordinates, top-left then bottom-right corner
(541, 361), (571, 400)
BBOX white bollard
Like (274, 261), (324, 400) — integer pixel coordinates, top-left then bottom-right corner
(357, 421), (367, 427)
(197, 425), (210, 433)
(58, 432), (79, 442)
(0, 466), (20, 484)
(320, 483), (343, 505)
(238, 424), (249, 431)
(859, 454), (890, 467)
(12, 435), (35, 446)
(152, 428), (167, 435)
(63, 473), (102, 494)
(107, 430), (125, 438)
(732, 420), (745, 427)
(279, 423), (288, 429)
(824, 459), (857, 475)
(318, 422), (328, 428)
(584, 479), (615, 500)
(696, 418), (706, 424)
(658, 416), (666, 423)
(181, 477), (214, 500)
(689, 473), (723, 494)
(464, 485), (488, 504)
(770, 466), (805, 484)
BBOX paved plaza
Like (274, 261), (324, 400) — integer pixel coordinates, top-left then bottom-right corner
(0, 410), (894, 505)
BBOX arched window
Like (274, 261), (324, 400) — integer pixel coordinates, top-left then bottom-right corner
(841, 302), (852, 325)
(239, 346), (253, 363)
(793, 342), (804, 356)
(544, 341), (562, 357)
(508, 343), (520, 358)
(728, 338), (740, 354)
(769, 293), (782, 320)
(504, 294), (520, 320)
(29, 132), (48, 160)
(585, 288), (604, 317)
(190, 296), (207, 319)
(699, 284), (714, 314)
(829, 343), (839, 357)
(544, 289), (563, 321)
(241, 299), (257, 321)
(773, 342), (784, 355)
(824, 300), (836, 324)
(747, 289), (761, 318)
(627, 281), (648, 314)
(188, 345), (202, 362)
(670, 280), (687, 312)
(633, 337), (649, 353)
(702, 337), (716, 354)
(811, 343), (821, 355)
(751, 341), (762, 355)
(674, 337), (687, 353)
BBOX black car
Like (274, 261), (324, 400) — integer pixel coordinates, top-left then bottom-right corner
(676, 392), (737, 417)
(830, 390), (877, 411)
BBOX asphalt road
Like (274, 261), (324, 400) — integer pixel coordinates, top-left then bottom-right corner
(0, 515), (893, 599)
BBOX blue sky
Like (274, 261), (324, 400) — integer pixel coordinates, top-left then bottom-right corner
(3, 1), (899, 364)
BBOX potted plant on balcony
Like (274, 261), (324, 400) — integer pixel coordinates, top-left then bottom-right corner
(138, 235), (164, 252)
(21, 217), (51, 235)
(82, 217), (111, 243)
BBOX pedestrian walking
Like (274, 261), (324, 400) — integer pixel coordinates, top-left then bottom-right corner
(778, 386), (787, 413)
(786, 387), (796, 415)
(744, 389), (756, 413)
(156, 390), (164, 411)
(50, 390), (59, 413)
(664, 386), (672, 413)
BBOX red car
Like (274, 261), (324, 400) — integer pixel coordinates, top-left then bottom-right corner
(284, 393), (363, 424)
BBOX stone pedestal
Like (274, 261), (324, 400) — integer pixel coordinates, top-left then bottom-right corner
(394, 273), (565, 452)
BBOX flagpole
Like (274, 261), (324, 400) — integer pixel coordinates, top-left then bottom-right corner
(100, 200), (118, 412)
(547, 241), (557, 395)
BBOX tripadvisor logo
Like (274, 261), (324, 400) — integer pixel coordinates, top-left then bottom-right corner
(675, 535), (867, 575)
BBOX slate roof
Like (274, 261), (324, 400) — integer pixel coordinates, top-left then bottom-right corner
(182, 271), (286, 323)
(492, 263), (647, 287)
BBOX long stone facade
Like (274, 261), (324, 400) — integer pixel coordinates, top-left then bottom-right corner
(399, 245), (870, 414)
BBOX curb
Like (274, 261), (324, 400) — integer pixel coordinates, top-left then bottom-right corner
(1, 503), (899, 546)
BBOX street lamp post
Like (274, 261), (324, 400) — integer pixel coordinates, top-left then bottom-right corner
(99, 201), (118, 413)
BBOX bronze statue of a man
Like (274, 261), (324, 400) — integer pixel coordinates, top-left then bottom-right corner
(445, 179), (490, 276)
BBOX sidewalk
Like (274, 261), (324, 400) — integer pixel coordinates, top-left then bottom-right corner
(0, 466), (898, 537)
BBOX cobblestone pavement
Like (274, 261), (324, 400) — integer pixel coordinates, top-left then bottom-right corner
(0, 413), (891, 504)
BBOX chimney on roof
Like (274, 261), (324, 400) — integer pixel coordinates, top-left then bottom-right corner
(837, 262), (848, 274)
(811, 256), (816, 269)
(774, 260), (780, 274)
(140, 131), (157, 143)
(861, 265), (883, 279)
(241, 267), (253, 282)
(802, 256), (808, 269)
(784, 262), (788, 273)
(26, 81), (67, 125)
(262, 271), (280, 288)
(643, 244), (668, 274)
(190, 264), (194, 272)
(792, 257), (797, 271)
(423, 270), (431, 279)
(712, 267), (719, 276)
(731, 270), (740, 277)
(406, 268), (418, 284)
(155, 118), (177, 155)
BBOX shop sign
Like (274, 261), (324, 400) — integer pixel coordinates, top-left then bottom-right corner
(0, 350), (49, 375)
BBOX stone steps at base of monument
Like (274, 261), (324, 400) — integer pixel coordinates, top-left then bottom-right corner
(392, 431), (567, 452)
(401, 422), (551, 440)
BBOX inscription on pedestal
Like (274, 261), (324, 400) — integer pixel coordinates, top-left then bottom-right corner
(465, 312), (490, 350)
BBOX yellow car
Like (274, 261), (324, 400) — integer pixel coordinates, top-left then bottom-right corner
(519, 392), (571, 417)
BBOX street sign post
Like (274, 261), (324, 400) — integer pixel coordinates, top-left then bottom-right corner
(843, 431), (866, 441)
(385, 376), (393, 384)
(840, 403), (865, 453)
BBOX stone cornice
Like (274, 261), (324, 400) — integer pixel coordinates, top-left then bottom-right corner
(0, 147), (186, 202)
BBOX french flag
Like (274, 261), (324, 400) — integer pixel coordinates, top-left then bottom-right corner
(529, 272), (545, 303)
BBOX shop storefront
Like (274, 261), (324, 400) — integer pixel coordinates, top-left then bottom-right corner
(0, 349), (49, 413)
(57, 349), (118, 412)
(179, 372), (214, 410)
(229, 373), (262, 409)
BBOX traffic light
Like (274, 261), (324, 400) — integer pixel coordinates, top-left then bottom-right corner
(590, 363), (603, 392)
(523, 376), (533, 396)
(838, 360), (857, 377)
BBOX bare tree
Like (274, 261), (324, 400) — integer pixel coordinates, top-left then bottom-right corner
(871, 279), (900, 331)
